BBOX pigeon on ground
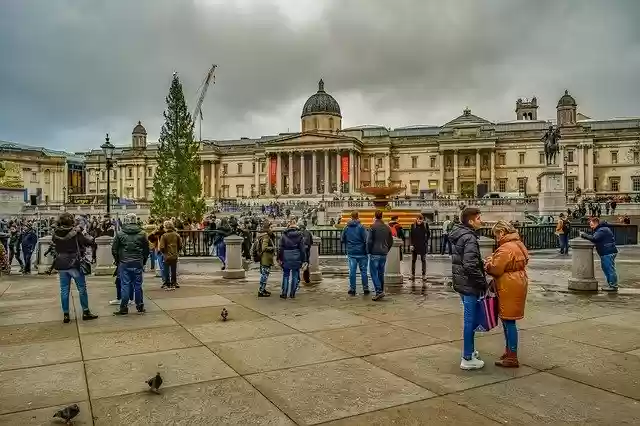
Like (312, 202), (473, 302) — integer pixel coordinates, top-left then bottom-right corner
(221, 307), (228, 321)
(146, 372), (163, 394)
(53, 404), (80, 424)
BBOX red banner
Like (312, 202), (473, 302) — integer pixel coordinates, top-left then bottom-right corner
(341, 154), (349, 183)
(269, 157), (277, 186)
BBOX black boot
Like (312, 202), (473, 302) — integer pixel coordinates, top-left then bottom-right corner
(113, 308), (128, 316)
(83, 310), (98, 320)
(63, 313), (71, 324)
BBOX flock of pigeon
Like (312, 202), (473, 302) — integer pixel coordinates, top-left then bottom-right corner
(52, 308), (230, 424)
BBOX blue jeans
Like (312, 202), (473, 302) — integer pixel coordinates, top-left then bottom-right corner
(259, 265), (271, 292)
(115, 265), (134, 301)
(558, 234), (569, 254)
(440, 235), (452, 255)
(156, 251), (165, 278)
(59, 269), (89, 313)
(216, 241), (227, 266)
(600, 253), (618, 288)
(149, 250), (156, 270)
(120, 266), (144, 310)
(369, 254), (386, 294)
(502, 319), (518, 352)
(282, 268), (300, 297)
(348, 256), (369, 292)
(461, 294), (478, 360)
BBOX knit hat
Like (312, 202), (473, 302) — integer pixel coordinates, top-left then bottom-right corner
(123, 213), (137, 225)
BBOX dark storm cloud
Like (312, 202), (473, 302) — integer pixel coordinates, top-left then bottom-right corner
(1, 0), (639, 151)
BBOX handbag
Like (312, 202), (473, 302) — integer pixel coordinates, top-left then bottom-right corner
(474, 280), (499, 332)
(76, 237), (92, 276)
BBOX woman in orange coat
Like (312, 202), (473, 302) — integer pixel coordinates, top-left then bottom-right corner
(484, 220), (529, 368)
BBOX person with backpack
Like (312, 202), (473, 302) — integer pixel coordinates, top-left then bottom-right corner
(252, 221), (276, 297)
(555, 213), (570, 255)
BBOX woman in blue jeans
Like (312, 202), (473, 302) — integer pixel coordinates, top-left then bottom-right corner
(51, 213), (98, 324)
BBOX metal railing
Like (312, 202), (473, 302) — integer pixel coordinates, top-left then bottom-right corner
(176, 224), (637, 257)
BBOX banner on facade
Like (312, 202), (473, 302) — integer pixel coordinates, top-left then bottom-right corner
(341, 154), (349, 183)
(269, 157), (277, 186)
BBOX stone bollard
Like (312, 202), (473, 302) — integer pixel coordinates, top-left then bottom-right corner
(37, 235), (53, 274)
(568, 237), (598, 291)
(384, 237), (404, 288)
(222, 235), (246, 279)
(306, 235), (322, 284)
(94, 235), (116, 276)
(478, 236), (495, 260)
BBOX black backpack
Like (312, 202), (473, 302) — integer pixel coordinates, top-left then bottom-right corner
(562, 219), (570, 233)
(250, 237), (262, 262)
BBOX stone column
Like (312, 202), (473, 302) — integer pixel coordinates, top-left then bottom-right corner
(370, 157), (375, 185)
(312, 151), (318, 194)
(439, 152), (445, 193)
(323, 150), (329, 194)
(586, 145), (594, 191)
(385, 153), (391, 183)
(478, 236), (495, 260)
(288, 152), (293, 195)
(300, 152), (306, 195)
(141, 164), (147, 200)
(384, 237), (404, 288)
(200, 163), (205, 195)
(578, 146), (585, 190)
(307, 235), (322, 284)
(490, 150), (496, 192)
(222, 235), (245, 279)
(132, 166), (139, 199)
(253, 158), (260, 197)
(210, 161), (216, 198)
(348, 150), (354, 194)
(95, 235), (116, 276)
(119, 165), (124, 197)
(336, 151), (341, 192)
(568, 238), (598, 291)
(276, 153), (282, 195)
(453, 150), (459, 195)
(37, 235), (53, 274)
(475, 149), (481, 195)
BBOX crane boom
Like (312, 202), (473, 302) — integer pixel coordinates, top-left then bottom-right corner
(192, 64), (217, 141)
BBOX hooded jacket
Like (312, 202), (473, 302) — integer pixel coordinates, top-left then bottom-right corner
(341, 219), (367, 257)
(581, 223), (618, 256)
(111, 223), (150, 268)
(449, 224), (487, 296)
(278, 227), (307, 270)
(52, 226), (93, 271)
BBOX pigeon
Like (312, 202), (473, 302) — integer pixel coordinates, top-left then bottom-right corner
(221, 307), (228, 321)
(146, 372), (163, 394)
(53, 404), (80, 425)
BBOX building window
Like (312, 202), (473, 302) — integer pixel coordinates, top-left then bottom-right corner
(222, 164), (228, 175)
(518, 153), (525, 165)
(634, 152), (640, 165)
(537, 177), (541, 193)
(567, 150), (574, 163)
(392, 157), (400, 170)
(517, 178), (527, 193)
(260, 161), (266, 173)
(376, 157), (383, 169)
(498, 179), (507, 192)
(222, 185), (229, 198)
(329, 117), (334, 129)
(609, 177), (620, 192)
(147, 167), (152, 177)
(567, 177), (576, 192)
(259, 183), (266, 195)
(632, 176), (640, 192)
(611, 151), (618, 164)
(430, 156), (436, 168)
(236, 185), (244, 197)
(102, 171), (106, 181)
(445, 181), (453, 194)
(593, 150), (599, 165)
(363, 157), (370, 170)
(498, 153), (506, 166)
(237, 163), (243, 174)
(428, 180), (438, 189)
(44, 170), (51, 184)
(410, 180), (419, 195)
(481, 154), (489, 169)
(539, 152), (545, 165)
(252, 162), (256, 174)
(411, 156), (418, 169)
(30, 172), (38, 183)
(127, 168), (132, 178)
(463, 156), (471, 167)
(313, 117), (318, 129)
(112, 169), (117, 180)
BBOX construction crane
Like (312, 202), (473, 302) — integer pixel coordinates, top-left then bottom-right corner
(192, 64), (217, 142)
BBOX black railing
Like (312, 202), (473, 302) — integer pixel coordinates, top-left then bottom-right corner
(177, 224), (637, 257)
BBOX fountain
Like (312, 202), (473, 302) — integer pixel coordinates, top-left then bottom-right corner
(338, 185), (422, 227)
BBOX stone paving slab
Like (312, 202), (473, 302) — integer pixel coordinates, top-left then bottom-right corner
(446, 372), (640, 425)
(77, 311), (178, 334)
(246, 358), (435, 425)
(0, 338), (81, 371)
(267, 306), (376, 332)
(0, 401), (93, 426)
(152, 294), (232, 310)
(0, 320), (78, 345)
(192, 317), (298, 343)
(167, 304), (264, 326)
(533, 319), (640, 352)
(391, 313), (501, 341)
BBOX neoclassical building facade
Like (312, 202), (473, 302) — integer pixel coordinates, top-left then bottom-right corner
(3, 80), (640, 205)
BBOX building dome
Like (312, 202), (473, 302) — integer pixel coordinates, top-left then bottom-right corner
(132, 121), (147, 135)
(301, 79), (341, 118)
(557, 90), (577, 107)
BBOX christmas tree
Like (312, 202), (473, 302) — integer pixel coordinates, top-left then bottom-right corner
(151, 72), (206, 220)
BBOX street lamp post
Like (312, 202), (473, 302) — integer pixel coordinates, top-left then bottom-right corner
(563, 150), (569, 202)
(62, 186), (67, 211)
(101, 133), (116, 217)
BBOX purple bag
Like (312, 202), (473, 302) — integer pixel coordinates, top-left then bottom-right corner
(475, 284), (499, 332)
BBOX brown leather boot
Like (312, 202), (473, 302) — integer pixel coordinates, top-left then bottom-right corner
(495, 350), (519, 368)
(499, 347), (508, 360)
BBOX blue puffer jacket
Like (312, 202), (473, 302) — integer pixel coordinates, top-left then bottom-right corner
(278, 227), (307, 270)
(581, 223), (618, 256)
(341, 219), (367, 257)
(20, 229), (38, 253)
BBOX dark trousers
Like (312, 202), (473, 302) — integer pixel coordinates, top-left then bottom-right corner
(22, 250), (33, 273)
(411, 251), (426, 276)
(9, 248), (23, 268)
(115, 267), (134, 301)
(163, 258), (178, 284)
(440, 235), (452, 255)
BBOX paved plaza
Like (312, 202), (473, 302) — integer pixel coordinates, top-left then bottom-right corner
(1, 255), (640, 425)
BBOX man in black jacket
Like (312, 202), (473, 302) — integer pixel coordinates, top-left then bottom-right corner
(449, 207), (486, 371)
(409, 214), (430, 280)
(367, 210), (393, 301)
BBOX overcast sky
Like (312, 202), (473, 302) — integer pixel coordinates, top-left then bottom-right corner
(1, 0), (639, 152)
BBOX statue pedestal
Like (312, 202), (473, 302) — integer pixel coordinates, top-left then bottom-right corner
(538, 167), (567, 217)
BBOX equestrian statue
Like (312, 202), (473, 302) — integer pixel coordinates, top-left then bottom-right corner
(542, 125), (560, 166)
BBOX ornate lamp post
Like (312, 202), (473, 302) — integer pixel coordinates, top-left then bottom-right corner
(62, 186), (67, 211)
(563, 150), (569, 202)
(101, 134), (116, 217)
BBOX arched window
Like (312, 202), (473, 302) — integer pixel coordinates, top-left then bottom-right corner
(329, 117), (334, 129)
(313, 117), (318, 129)
(44, 169), (51, 184)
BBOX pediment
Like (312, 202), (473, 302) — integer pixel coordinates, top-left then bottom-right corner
(264, 131), (358, 145)
(443, 108), (493, 128)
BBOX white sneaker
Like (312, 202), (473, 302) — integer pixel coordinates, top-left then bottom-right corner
(460, 357), (485, 370)
(109, 299), (121, 305)
(473, 350), (480, 359)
